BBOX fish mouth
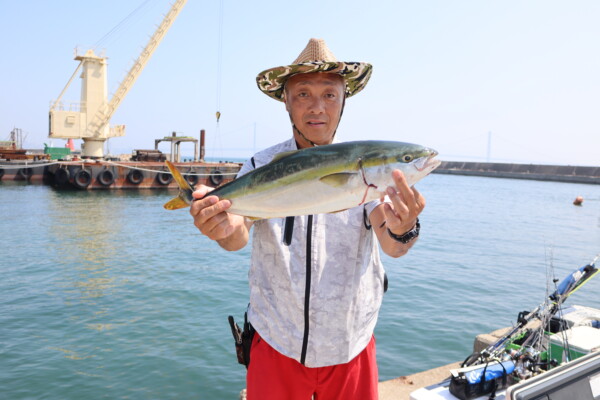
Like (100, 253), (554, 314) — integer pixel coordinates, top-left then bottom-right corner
(414, 150), (441, 172)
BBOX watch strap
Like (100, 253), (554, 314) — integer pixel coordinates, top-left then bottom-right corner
(387, 218), (420, 244)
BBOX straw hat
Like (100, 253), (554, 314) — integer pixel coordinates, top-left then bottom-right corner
(256, 38), (373, 102)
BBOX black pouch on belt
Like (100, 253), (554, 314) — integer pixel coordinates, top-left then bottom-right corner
(228, 312), (255, 369)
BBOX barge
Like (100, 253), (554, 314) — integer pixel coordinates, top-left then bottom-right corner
(1, 131), (242, 190)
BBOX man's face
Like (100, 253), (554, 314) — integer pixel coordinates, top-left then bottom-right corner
(284, 72), (345, 148)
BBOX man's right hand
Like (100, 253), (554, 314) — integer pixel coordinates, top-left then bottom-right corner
(189, 185), (251, 250)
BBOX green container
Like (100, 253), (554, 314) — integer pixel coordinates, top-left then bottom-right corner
(44, 146), (71, 160)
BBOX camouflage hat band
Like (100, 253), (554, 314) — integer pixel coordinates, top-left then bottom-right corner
(255, 39), (373, 102)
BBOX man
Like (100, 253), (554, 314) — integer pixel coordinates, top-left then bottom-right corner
(190, 38), (426, 399)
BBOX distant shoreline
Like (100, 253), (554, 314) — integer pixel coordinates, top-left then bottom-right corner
(433, 161), (600, 184)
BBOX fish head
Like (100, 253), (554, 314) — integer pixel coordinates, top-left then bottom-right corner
(403, 146), (440, 171)
(391, 145), (440, 185)
(362, 142), (440, 189)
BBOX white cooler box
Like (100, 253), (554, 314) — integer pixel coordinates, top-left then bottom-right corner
(549, 325), (600, 364)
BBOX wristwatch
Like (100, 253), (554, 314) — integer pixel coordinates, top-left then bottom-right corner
(387, 218), (420, 244)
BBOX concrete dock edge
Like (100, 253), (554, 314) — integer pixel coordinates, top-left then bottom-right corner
(434, 161), (600, 184)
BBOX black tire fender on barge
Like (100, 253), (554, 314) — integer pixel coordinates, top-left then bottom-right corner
(186, 168), (198, 186)
(54, 168), (70, 187)
(17, 167), (33, 181)
(73, 169), (92, 189)
(127, 169), (144, 185)
(209, 170), (224, 186)
(97, 169), (115, 186)
(0, 168), (4, 180)
(156, 170), (173, 185)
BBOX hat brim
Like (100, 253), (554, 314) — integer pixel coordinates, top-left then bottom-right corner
(256, 61), (373, 101)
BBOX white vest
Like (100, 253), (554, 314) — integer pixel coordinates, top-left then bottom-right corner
(239, 139), (385, 367)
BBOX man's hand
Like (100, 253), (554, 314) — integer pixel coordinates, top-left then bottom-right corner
(382, 169), (425, 236)
(370, 169), (426, 258)
(189, 185), (252, 250)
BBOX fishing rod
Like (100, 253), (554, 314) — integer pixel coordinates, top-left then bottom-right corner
(463, 254), (599, 367)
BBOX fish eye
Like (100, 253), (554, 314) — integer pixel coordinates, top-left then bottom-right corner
(402, 154), (414, 163)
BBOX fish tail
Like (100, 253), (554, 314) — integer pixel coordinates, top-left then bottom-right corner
(163, 160), (193, 210)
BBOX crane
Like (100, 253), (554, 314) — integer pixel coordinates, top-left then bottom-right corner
(49, 0), (187, 158)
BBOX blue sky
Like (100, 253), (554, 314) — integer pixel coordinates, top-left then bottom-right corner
(1, 0), (599, 165)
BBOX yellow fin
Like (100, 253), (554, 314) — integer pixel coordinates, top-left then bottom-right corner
(163, 196), (189, 210)
(271, 150), (299, 163)
(319, 172), (358, 188)
(165, 160), (192, 191)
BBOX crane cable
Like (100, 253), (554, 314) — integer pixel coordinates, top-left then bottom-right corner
(93, 0), (155, 51)
(209, 0), (224, 161)
(215, 0), (224, 124)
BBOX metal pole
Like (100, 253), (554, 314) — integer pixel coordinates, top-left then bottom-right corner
(171, 131), (176, 163)
(487, 131), (492, 163)
(200, 129), (206, 162)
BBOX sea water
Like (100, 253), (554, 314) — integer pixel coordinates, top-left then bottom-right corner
(1, 174), (598, 399)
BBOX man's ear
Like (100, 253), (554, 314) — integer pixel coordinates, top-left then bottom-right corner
(282, 91), (290, 112)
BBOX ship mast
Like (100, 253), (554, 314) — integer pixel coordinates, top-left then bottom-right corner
(49, 0), (187, 158)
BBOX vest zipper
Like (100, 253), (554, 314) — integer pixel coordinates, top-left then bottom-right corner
(300, 214), (313, 365)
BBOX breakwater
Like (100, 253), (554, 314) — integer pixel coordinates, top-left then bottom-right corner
(434, 161), (600, 184)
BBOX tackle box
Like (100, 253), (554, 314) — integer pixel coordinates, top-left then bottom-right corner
(548, 326), (600, 364)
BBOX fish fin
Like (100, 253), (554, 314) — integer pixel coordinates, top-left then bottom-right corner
(319, 172), (358, 188)
(164, 196), (190, 210)
(271, 150), (299, 163)
(163, 160), (194, 210)
(165, 160), (193, 191)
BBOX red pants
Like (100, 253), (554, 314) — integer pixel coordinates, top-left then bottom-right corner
(246, 333), (379, 400)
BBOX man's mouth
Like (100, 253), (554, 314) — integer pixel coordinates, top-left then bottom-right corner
(306, 120), (326, 126)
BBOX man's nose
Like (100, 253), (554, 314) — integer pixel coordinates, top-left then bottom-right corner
(307, 96), (325, 113)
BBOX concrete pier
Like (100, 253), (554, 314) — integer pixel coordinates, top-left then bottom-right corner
(378, 326), (512, 399)
(434, 161), (600, 184)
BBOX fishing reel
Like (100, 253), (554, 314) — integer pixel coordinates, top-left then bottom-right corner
(507, 346), (541, 380)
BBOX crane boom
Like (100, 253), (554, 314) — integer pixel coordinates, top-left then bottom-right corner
(88, 0), (188, 138)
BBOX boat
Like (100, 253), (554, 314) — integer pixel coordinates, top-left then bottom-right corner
(0, 128), (51, 182)
(410, 255), (600, 400)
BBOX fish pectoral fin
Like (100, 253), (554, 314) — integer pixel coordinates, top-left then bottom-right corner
(270, 150), (299, 163)
(319, 172), (358, 188)
(163, 196), (189, 210)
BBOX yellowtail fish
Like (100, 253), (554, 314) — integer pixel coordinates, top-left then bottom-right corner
(164, 140), (440, 219)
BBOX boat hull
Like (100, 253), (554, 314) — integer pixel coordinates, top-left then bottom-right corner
(45, 161), (241, 190)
